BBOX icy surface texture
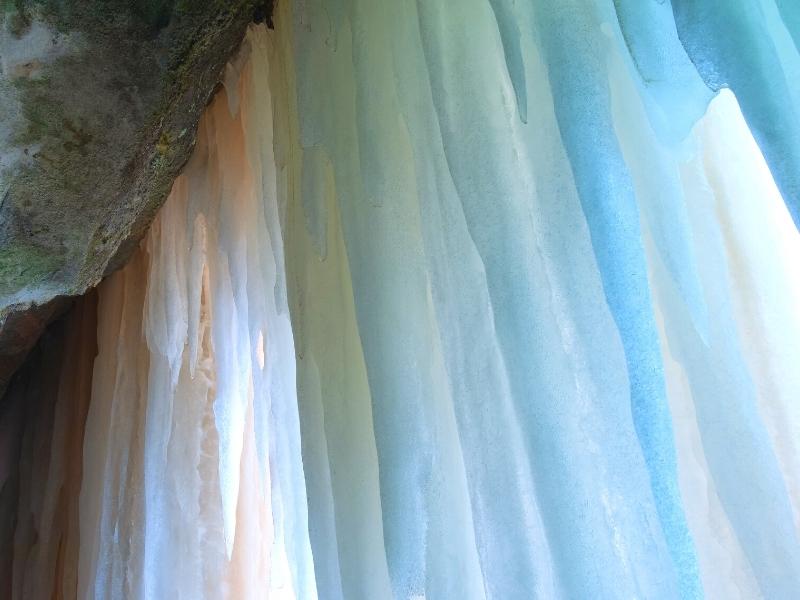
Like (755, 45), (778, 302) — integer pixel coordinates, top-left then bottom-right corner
(269, 0), (800, 598)
(76, 32), (315, 599)
(672, 0), (800, 227)
(0, 295), (96, 600)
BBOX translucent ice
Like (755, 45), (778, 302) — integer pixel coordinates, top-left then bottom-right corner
(77, 33), (316, 599)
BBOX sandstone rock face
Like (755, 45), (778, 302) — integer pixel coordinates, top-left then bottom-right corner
(0, 0), (270, 392)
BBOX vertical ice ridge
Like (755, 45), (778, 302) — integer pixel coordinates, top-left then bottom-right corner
(486, 0), (529, 124)
(647, 90), (800, 599)
(606, 29), (710, 345)
(529, 3), (700, 596)
(653, 293), (763, 600)
(612, 0), (713, 143)
(71, 26), (318, 599)
(775, 0), (800, 53)
(672, 0), (800, 228)
(405, 19), (554, 596)
(700, 94), (800, 535)
(399, 1), (556, 595)
(692, 95), (800, 595)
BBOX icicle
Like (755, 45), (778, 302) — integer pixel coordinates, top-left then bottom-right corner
(75, 28), (316, 600)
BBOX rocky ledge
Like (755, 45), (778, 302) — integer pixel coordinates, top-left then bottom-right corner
(0, 0), (272, 392)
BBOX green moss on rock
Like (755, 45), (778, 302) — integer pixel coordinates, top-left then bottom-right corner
(0, 242), (62, 296)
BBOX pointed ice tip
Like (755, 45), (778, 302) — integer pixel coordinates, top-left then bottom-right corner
(224, 521), (236, 560)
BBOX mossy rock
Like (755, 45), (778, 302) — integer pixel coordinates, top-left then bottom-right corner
(0, 0), (273, 393)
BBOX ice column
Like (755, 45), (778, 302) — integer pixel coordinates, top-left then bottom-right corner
(77, 30), (315, 600)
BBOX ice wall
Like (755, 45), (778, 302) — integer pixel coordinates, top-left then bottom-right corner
(0, 295), (96, 600)
(650, 89), (800, 599)
(271, 0), (800, 598)
(75, 34), (315, 599)
(3, 1), (800, 598)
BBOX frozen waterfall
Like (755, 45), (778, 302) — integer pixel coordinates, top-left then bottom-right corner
(2, 1), (800, 598)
